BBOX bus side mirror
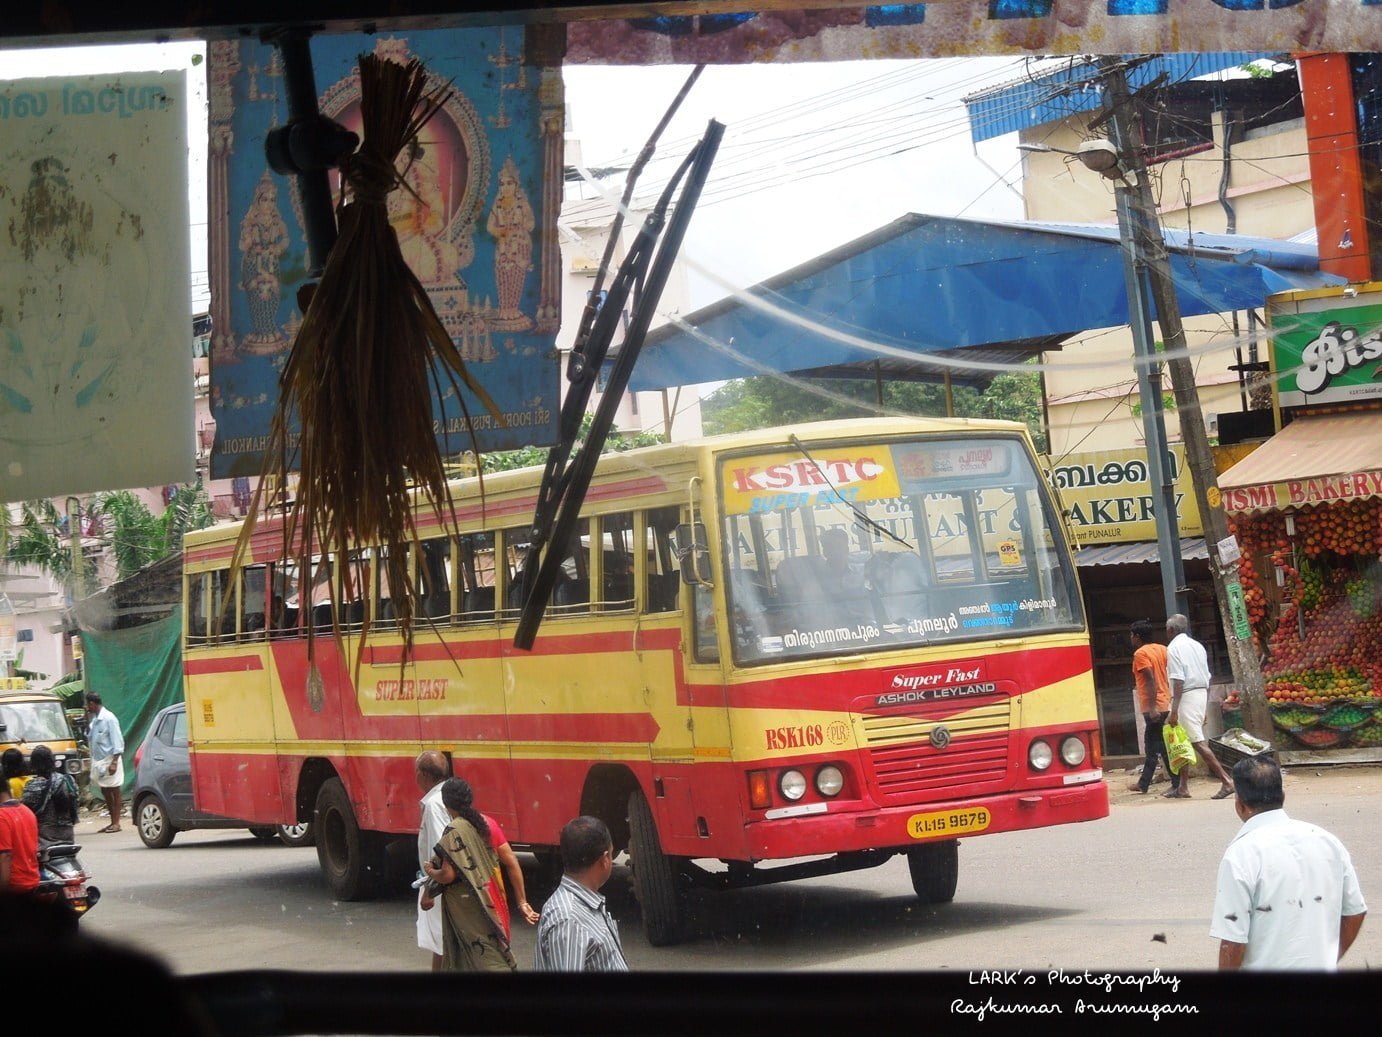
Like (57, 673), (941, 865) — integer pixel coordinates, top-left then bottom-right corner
(675, 522), (712, 587)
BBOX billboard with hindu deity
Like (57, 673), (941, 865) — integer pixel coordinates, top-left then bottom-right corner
(207, 28), (564, 478)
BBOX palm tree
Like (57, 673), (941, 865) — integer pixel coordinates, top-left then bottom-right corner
(90, 486), (214, 582)
(3, 484), (214, 594)
(2, 499), (80, 592)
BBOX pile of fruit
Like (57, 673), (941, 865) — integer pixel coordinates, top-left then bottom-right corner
(1222, 501), (1382, 748)
(1261, 666), (1373, 705)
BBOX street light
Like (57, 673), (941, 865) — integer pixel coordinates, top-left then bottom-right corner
(1017, 139), (1136, 184)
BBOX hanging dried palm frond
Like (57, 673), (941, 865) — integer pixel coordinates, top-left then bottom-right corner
(232, 54), (500, 666)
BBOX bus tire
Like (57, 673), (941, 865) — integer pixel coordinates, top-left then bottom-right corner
(627, 788), (688, 946)
(907, 840), (959, 904)
(314, 777), (384, 900)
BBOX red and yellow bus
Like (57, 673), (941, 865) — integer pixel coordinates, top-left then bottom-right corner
(180, 417), (1107, 944)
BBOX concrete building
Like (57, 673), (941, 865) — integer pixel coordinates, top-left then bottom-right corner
(1010, 63), (1309, 457)
(966, 59), (1315, 756)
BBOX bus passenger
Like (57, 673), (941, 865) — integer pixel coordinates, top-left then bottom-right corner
(819, 528), (864, 595)
(818, 528), (872, 625)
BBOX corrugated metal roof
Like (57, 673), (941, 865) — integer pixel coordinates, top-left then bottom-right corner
(630, 214), (1342, 392)
(1218, 414), (1382, 496)
(1073, 537), (1208, 568)
(965, 53), (1272, 143)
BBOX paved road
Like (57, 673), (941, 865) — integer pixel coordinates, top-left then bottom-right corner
(76, 764), (1382, 976)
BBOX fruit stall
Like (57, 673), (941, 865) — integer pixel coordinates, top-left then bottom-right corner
(1218, 414), (1382, 753)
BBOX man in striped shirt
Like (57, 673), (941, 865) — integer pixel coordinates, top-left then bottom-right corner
(534, 816), (629, 972)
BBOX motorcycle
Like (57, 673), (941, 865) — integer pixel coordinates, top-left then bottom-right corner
(34, 843), (100, 919)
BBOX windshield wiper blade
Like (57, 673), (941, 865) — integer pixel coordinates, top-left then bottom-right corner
(788, 434), (912, 550)
(514, 120), (724, 651)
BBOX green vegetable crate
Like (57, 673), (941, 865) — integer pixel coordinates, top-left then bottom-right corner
(1223, 699), (1382, 751)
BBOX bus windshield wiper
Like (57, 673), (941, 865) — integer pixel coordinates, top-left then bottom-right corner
(514, 120), (724, 650)
(788, 434), (913, 550)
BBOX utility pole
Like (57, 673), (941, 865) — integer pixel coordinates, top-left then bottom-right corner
(1111, 175), (1189, 621)
(66, 497), (84, 598)
(1098, 58), (1272, 742)
(66, 497), (85, 686)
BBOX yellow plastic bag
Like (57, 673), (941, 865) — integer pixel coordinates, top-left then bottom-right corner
(1163, 722), (1198, 775)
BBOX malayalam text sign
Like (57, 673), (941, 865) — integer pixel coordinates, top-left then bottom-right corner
(1050, 446), (1203, 544)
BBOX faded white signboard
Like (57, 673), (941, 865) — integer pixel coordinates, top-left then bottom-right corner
(0, 595), (16, 662)
(0, 71), (193, 503)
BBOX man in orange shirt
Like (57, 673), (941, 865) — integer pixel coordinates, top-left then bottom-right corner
(1128, 619), (1182, 797)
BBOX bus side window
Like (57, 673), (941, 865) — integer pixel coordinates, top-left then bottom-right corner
(211, 570), (235, 641)
(551, 519), (591, 613)
(269, 563), (297, 636)
(458, 533), (496, 622)
(692, 583), (720, 663)
(303, 555), (333, 632)
(502, 529), (532, 614)
(601, 513), (635, 612)
(646, 506), (681, 614)
(187, 572), (209, 646)
(240, 565), (268, 640)
(372, 548), (402, 630)
(340, 551), (367, 630)
(418, 538), (452, 621)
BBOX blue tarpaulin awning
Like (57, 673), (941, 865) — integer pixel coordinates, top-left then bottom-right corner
(629, 214), (1346, 392)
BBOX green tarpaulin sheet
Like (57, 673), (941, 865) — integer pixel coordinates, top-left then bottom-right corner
(80, 613), (182, 796)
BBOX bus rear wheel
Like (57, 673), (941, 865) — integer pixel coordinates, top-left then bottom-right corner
(315, 777), (384, 900)
(907, 840), (959, 904)
(627, 788), (688, 946)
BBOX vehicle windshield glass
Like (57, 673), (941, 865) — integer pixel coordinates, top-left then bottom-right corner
(0, 700), (71, 744)
(719, 435), (1083, 665)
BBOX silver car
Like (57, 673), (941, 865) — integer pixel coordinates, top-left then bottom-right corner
(131, 702), (312, 849)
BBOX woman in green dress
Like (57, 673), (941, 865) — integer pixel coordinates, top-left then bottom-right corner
(420, 777), (517, 972)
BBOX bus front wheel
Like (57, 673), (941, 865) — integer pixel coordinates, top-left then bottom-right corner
(627, 788), (688, 946)
(907, 840), (959, 904)
(315, 777), (384, 900)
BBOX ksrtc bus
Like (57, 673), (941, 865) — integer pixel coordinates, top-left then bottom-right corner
(181, 417), (1108, 944)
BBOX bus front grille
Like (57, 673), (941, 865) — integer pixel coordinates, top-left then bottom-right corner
(859, 702), (1011, 799)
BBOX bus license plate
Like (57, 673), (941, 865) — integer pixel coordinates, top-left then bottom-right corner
(906, 807), (991, 839)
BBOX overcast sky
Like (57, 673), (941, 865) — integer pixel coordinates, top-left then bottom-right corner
(562, 58), (1026, 307)
(0, 42), (1027, 314)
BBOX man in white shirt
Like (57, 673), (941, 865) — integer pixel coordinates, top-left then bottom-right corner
(413, 750), (452, 970)
(1165, 613), (1235, 799)
(1211, 756), (1366, 969)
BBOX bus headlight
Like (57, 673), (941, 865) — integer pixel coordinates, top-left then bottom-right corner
(1028, 740), (1053, 771)
(779, 769), (807, 801)
(1060, 736), (1087, 767)
(814, 765), (844, 797)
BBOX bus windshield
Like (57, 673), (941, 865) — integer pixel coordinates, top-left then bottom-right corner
(719, 434), (1084, 665)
